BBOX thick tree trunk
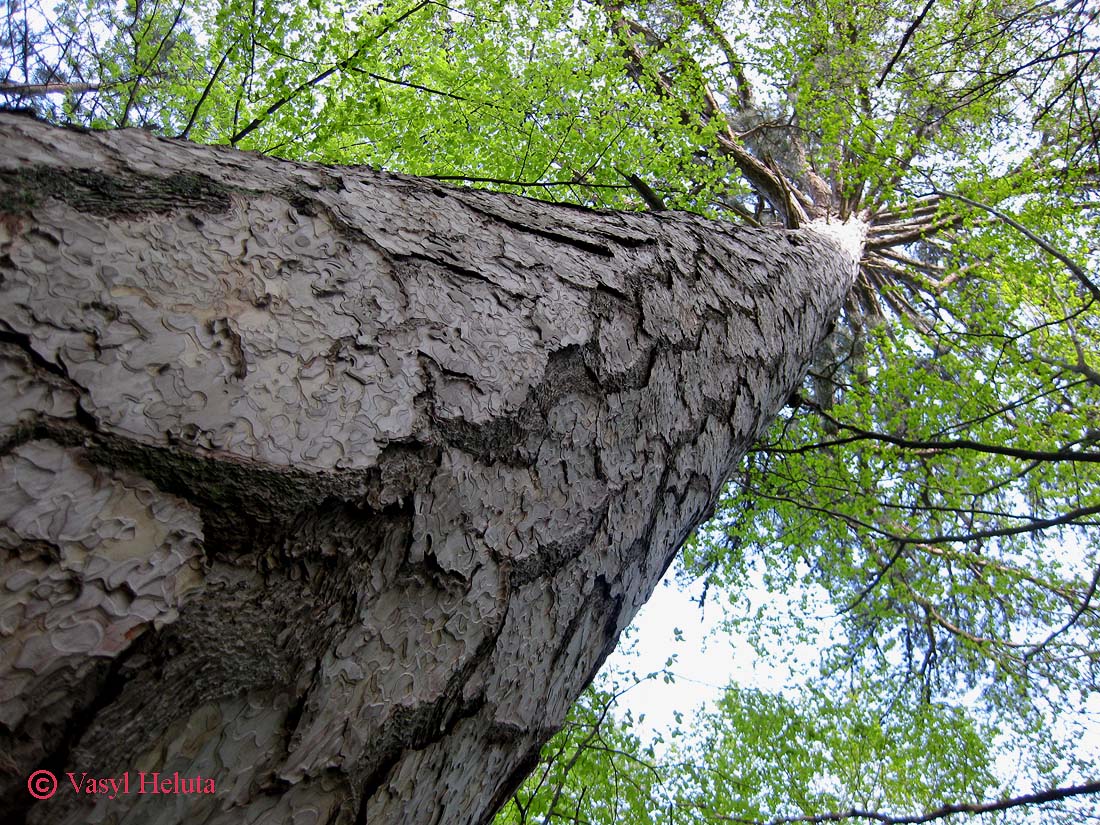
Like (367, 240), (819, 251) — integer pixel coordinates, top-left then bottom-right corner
(0, 113), (858, 825)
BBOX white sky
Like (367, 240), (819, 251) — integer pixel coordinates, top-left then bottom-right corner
(603, 564), (800, 742)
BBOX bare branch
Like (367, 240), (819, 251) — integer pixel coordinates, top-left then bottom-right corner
(178, 36), (241, 139)
(758, 403), (1100, 464)
(877, 0), (937, 88)
(707, 779), (1100, 825)
(0, 81), (100, 96)
(615, 167), (667, 210)
(601, 1), (807, 226)
(1026, 561), (1100, 661)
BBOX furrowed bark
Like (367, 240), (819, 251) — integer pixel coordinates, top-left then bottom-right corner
(0, 113), (858, 825)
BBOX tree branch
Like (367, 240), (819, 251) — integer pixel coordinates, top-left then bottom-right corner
(601, 1), (807, 226)
(751, 483), (1100, 547)
(616, 167), (667, 210)
(229, 0), (429, 145)
(877, 0), (937, 89)
(1025, 561), (1100, 661)
(678, 0), (754, 109)
(757, 404), (1100, 464)
(933, 189), (1100, 302)
(0, 80), (100, 96)
(709, 779), (1100, 825)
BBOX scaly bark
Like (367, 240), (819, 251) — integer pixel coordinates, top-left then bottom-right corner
(0, 113), (859, 825)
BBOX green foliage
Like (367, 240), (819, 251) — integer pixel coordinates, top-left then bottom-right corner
(495, 682), (670, 825)
(4, 0), (1099, 821)
(680, 685), (999, 822)
(495, 676), (1007, 825)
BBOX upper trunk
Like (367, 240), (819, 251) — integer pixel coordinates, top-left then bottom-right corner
(0, 113), (858, 825)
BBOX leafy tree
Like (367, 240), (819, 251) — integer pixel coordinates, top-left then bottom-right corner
(4, 0), (1099, 821)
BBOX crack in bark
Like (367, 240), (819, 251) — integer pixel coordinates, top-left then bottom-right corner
(4, 639), (142, 823)
(0, 165), (231, 217)
(508, 499), (611, 588)
(433, 345), (600, 466)
(29, 417), (438, 554)
(355, 589), (510, 822)
(458, 200), (617, 258)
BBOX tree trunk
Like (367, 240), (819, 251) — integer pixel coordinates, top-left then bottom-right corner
(0, 113), (859, 825)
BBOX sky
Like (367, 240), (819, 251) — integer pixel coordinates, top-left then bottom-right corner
(604, 547), (1100, 817)
(603, 562), (805, 742)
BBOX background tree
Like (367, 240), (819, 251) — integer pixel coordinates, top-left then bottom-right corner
(3, 0), (1099, 822)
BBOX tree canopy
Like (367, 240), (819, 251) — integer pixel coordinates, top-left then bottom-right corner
(4, 0), (1099, 821)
